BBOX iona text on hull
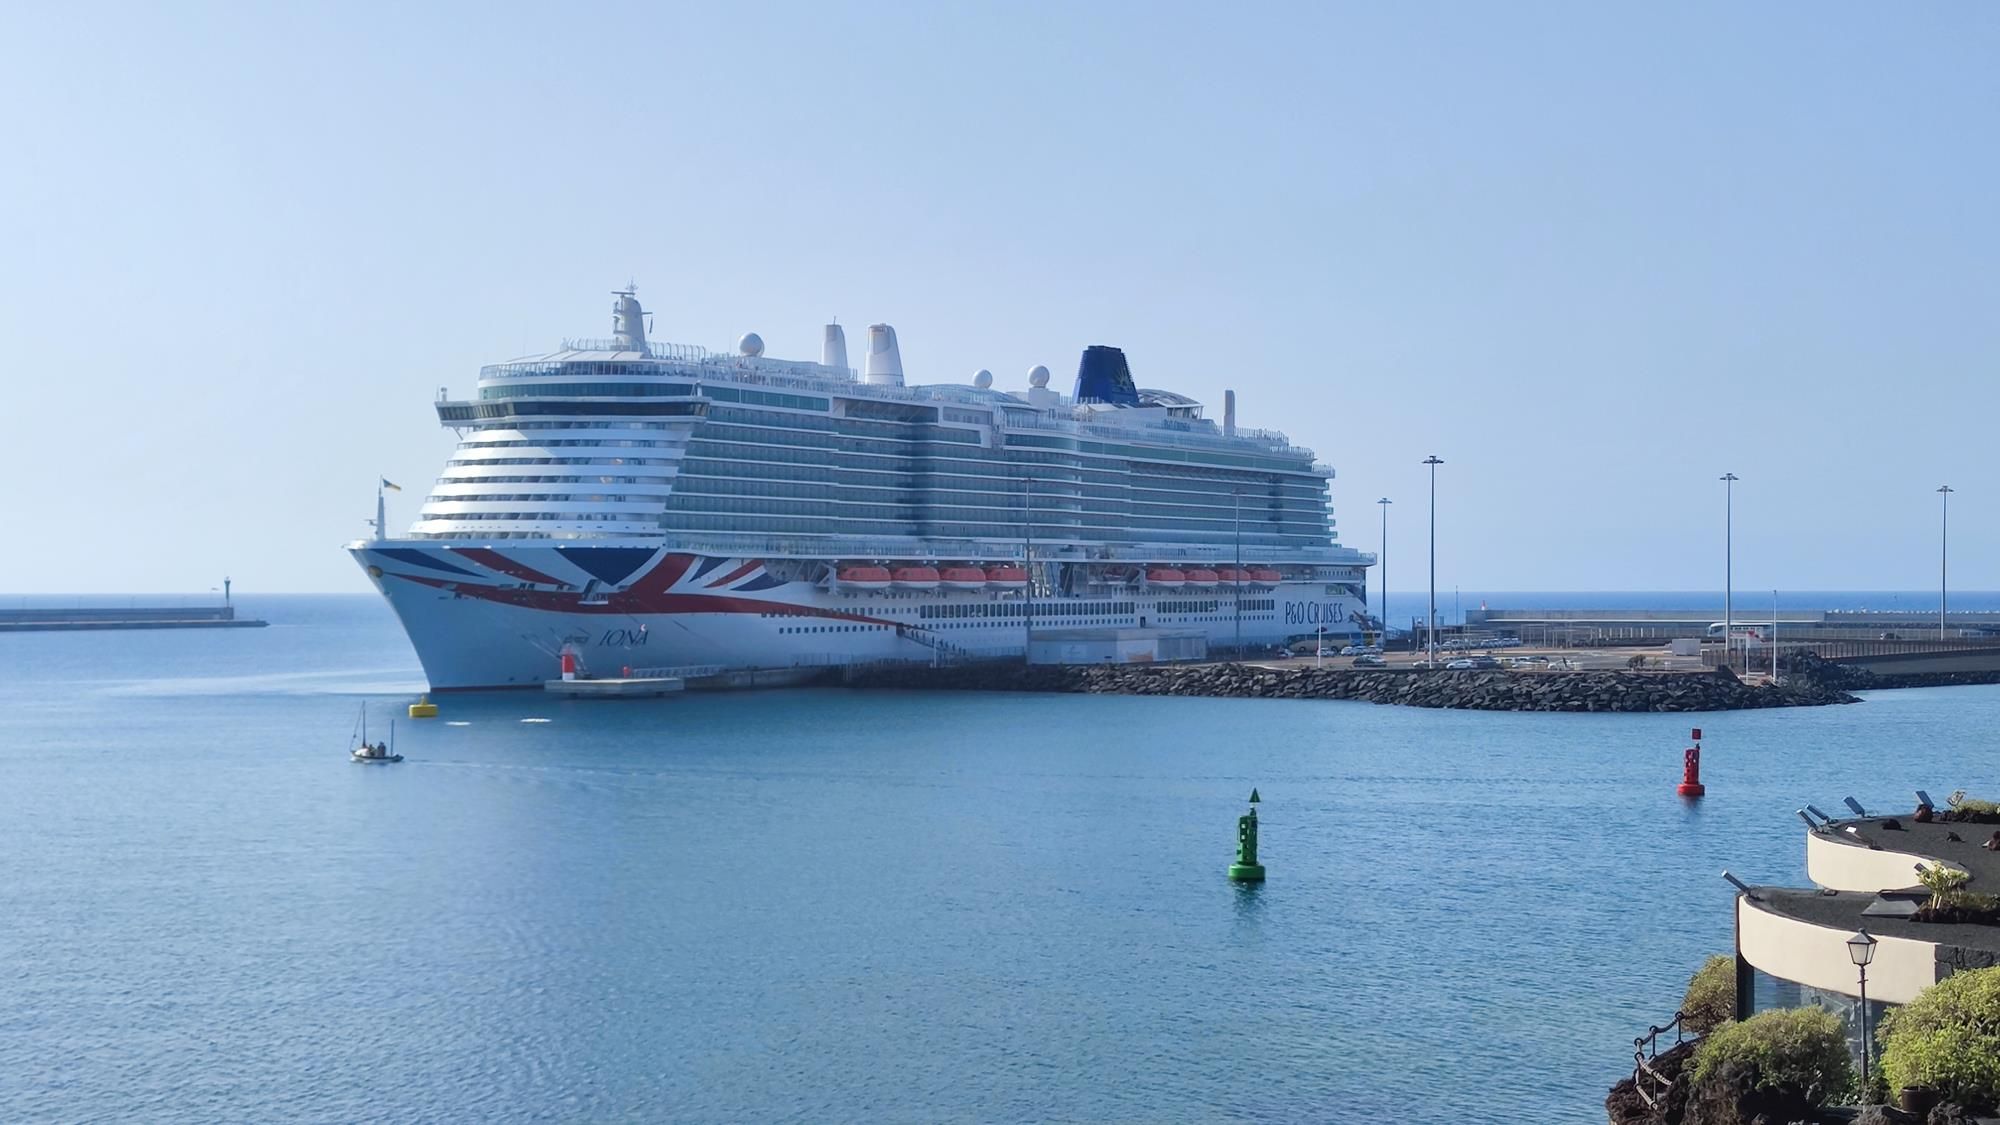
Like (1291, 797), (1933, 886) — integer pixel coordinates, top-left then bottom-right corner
(350, 288), (1377, 689)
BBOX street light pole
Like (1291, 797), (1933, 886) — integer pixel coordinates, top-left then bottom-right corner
(1848, 930), (1877, 1089)
(1021, 475), (1034, 665)
(1939, 485), (1954, 642)
(1377, 497), (1391, 647)
(1424, 456), (1443, 664)
(1233, 487), (1243, 657)
(1721, 473), (1738, 669)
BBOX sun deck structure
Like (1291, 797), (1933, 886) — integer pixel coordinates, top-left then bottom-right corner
(1732, 806), (2000, 1065)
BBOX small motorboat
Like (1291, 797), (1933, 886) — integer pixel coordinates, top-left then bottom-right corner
(349, 704), (404, 764)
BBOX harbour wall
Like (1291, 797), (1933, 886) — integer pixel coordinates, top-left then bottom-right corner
(844, 662), (1860, 712)
(0, 606), (267, 631)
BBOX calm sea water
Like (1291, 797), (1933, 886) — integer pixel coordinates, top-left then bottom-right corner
(3, 594), (1995, 1123)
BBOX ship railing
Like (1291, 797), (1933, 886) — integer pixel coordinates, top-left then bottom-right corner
(622, 664), (726, 680)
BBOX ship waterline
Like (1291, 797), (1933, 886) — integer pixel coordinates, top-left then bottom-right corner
(353, 290), (1373, 688)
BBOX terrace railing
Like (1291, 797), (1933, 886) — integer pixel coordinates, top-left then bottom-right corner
(1632, 1009), (1692, 1109)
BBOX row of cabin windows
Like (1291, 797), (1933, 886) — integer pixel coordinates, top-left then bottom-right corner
(435, 474), (675, 486)
(665, 492), (1322, 535)
(657, 511), (1332, 545)
(473, 420), (679, 430)
(423, 511), (659, 523)
(457, 438), (682, 449)
(778, 624), (884, 635)
(921, 601), (1138, 620)
(478, 382), (696, 400)
(425, 493), (665, 505)
(447, 456), (678, 467)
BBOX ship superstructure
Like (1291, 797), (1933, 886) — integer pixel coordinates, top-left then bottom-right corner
(352, 290), (1375, 689)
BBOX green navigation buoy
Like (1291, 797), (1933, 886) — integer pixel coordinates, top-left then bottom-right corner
(1229, 789), (1266, 882)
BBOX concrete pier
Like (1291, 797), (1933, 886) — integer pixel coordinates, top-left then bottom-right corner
(544, 676), (686, 699)
(0, 606), (267, 632)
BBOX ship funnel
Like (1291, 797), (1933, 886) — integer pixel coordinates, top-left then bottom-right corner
(822, 322), (849, 371)
(1224, 389), (1236, 436)
(612, 289), (648, 353)
(1074, 345), (1139, 406)
(863, 324), (904, 386)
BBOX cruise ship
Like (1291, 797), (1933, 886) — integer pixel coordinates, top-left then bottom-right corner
(351, 290), (1375, 690)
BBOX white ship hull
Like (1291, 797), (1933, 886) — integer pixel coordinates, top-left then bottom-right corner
(354, 542), (1367, 691)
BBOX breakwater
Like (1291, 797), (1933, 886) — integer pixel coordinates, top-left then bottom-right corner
(846, 662), (1860, 712)
(0, 606), (267, 632)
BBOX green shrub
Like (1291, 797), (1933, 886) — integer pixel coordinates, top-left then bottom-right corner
(1918, 864), (1974, 912)
(1692, 1006), (1854, 1106)
(1683, 954), (1738, 1034)
(1878, 967), (2000, 1109)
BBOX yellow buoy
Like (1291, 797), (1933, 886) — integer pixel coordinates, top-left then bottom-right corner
(407, 695), (439, 719)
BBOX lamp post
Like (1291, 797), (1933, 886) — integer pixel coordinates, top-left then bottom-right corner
(1021, 475), (1035, 665)
(1424, 456), (1443, 664)
(1721, 473), (1738, 668)
(1233, 487), (1243, 657)
(1939, 485), (1954, 642)
(1848, 929), (1877, 1087)
(1377, 497), (1391, 647)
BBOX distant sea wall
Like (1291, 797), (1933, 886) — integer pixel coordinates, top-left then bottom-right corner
(0, 606), (267, 632)
(845, 662), (1860, 713)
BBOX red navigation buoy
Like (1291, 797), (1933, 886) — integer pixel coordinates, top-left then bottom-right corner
(1677, 728), (1706, 797)
(560, 650), (577, 682)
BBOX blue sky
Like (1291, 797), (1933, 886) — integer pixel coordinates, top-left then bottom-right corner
(2, 2), (1995, 593)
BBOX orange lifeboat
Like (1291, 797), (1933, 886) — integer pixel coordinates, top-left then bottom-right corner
(835, 565), (892, 591)
(1147, 568), (1186, 588)
(892, 566), (941, 590)
(985, 565), (1028, 589)
(940, 566), (987, 590)
(1184, 568), (1219, 588)
(1248, 567), (1282, 585)
(1216, 567), (1244, 585)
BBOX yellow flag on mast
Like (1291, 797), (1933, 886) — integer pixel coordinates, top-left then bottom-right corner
(381, 478), (402, 492)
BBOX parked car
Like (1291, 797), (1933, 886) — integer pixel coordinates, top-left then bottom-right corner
(1352, 653), (1386, 668)
(1338, 645), (1362, 656)
(1445, 658), (1477, 670)
(1270, 646), (1292, 659)
(1467, 655), (1501, 669)
(1410, 660), (1439, 671)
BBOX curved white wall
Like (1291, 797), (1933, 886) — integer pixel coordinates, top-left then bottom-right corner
(1805, 829), (1966, 893)
(1737, 896), (1938, 1005)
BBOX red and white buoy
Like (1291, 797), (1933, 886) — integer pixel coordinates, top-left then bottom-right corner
(560, 649), (577, 682)
(1677, 727), (1706, 798)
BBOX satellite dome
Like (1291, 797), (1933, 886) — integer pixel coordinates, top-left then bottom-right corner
(1029, 365), (1051, 388)
(973, 369), (993, 389)
(738, 333), (765, 356)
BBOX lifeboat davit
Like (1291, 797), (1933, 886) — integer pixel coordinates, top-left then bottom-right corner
(1184, 568), (1219, 588)
(835, 566), (892, 591)
(940, 566), (987, 590)
(1248, 568), (1282, 585)
(985, 565), (1028, 589)
(892, 566), (941, 590)
(1147, 568), (1186, 588)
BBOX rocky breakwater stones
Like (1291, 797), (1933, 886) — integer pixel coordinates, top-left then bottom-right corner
(845, 662), (1860, 712)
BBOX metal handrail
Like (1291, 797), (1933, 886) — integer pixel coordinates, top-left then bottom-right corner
(1631, 1010), (1691, 1109)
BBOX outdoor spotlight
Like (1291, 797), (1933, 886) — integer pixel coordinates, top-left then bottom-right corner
(1806, 805), (1832, 823)
(1721, 870), (1759, 899)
